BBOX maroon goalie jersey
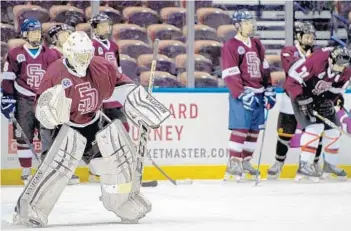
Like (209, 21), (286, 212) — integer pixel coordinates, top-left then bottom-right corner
(284, 49), (351, 101)
(1, 45), (60, 98)
(221, 36), (271, 98)
(37, 56), (132, 126)
(281, 45), (313, 74)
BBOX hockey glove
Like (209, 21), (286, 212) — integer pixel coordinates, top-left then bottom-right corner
(296, 95), (316, 123)
(1, 95), (16, 120)
(238, 89), (259, 111)
(264, 86), (276, 110)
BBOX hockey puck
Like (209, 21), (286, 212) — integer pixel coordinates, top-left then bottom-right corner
(142, 181), (158, 187)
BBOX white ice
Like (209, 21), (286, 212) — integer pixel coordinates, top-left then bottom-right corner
(1, 180), (351, 231)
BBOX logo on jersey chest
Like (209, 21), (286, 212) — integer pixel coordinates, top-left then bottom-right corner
(17, 54), (26, 63)
(61, 78), (73, 89)
(312, 80), (332, 95)
(75, 82), (98, 114)
(105, 52), (116, 63)
(26, 64), (45, 88)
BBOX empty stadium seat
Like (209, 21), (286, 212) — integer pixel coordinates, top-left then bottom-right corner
(217, 25), (236, 42)
(160, 7), (186, 28)
(158, 40), (186, 58)
(67, 1), (91, 10)
(1, 23), (17, 43)
(270, 71), (285, 87)
(180, 0), (213, 10)
(148, 24), (184, 42)
(183, 25), (218, 41)
(195, 40), (222, 66)
(113, 24), (148, 43)
(138, 54), (176, 75)
(117, 40), (152, 59)
(120, 54), (139, 82)
(265, 54), (282, 72)
(102, 1), (142, 12)
(49, 5), (85, 27)
(85, 6), (123, 24)
(7, 38), (26, 50)
(140, 71), (181, 88)
(13, 4), (50, 32)
(175, 54), (213, 74)
(180, 71), (218, 88)
(123, 7), (159, 28)
(75, 23), (91, 36)
(197, 8), (231, 29)
(144, 1), (176, 13)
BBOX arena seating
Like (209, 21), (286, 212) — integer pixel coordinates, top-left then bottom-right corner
(1, 0), (350, 88)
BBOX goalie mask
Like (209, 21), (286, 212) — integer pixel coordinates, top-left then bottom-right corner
(329, 46), (350, 73)
(21, 18), (42, 47)
(90, 13), (112, 40)
(295, 21), (316, 52)
(62, 31), (95, 77)
(232, 10), (256, 37)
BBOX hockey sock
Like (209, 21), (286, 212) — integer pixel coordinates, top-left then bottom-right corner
(17, 148), (32, 168)
(275, 136), (291, 162)
(242, 130), (259, 159)
(228, 129), (248, 159)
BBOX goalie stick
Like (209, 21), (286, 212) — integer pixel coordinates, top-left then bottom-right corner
(255, 109), (269, 186)
(312, 110), (351, 138)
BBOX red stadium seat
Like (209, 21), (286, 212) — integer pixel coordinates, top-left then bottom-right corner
(117, 40), (152, 59)
(7, 38), (26, 50)
(180, 71), (218, 88)
(138, 54), (176, 75)
(175, 54), (213, 74)
(197, 8), (231, 29)
(75, 23), (91, 37)
(183, 24), (219, 41)
(160, 7), (186, 28)
(266, 54), (282, 71)
(49, 5), (85, 27)
(158, 40), (186, 58)
(217, 25), (236, 42)
(13, 4), (50, 32)
(140, 71), (181, 88)
(101, 1), (142, 12)
(195, 40), (222, 66)
(85, 6), (123, 24)
(1, 23), (17, 43)
(144, 1), (176, 13)
(123, 7), (160, 28)
(148, 24), (184, 42)
(270, 71), (285, 87)
(120, 54), (139, 82)
(113, 24), (149, 43)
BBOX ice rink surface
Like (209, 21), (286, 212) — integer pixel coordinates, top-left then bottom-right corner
(1, 180), (351, 231)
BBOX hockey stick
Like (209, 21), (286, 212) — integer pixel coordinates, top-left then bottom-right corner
(9, 114), (41, 162)
(312, 110), (351, 138)
(255, 109), (269, 186)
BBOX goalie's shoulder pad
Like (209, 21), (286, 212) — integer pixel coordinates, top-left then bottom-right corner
(35, 84), (72, 129)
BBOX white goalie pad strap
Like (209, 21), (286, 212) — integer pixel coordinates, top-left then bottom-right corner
(16, 125), (86, 226)
(36, 84), (72, 129)
(124, 85), (171, 128)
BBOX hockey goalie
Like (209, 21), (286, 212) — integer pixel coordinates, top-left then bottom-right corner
(12, 31), (170, 227)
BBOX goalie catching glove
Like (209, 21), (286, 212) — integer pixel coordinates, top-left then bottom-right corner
(35, 84), (72, 129)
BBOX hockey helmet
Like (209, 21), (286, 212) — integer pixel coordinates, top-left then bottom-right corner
(48, 24), (74, 46)
(232, 10), (254, 23)
(90, 13), (112, 40)
(62, 31), (95, 77)
(330, 46), (350, 66)
(21, 18), (42, 47)
(295, 21), (316, 36)
(232, 10), (255, 37)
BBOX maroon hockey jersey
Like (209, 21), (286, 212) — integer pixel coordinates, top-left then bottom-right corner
(284, 49), (351, 101)
(221, 36), (271, 98)
(281, 45), (313, 74)
(1, 45), (60, 98)
(36, 56), (132, 126)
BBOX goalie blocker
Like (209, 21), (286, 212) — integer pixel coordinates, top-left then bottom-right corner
(13, 31), (170, 227)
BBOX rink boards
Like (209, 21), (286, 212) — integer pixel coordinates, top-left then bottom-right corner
(1, 89), (351, 185)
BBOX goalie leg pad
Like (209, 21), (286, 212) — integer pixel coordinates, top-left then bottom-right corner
(322, 128), (341, 165)
(124, 85), (170, 128)
(14, 125), (86, 227)
(91, 119), (150, 221)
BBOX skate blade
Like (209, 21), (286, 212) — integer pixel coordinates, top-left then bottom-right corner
(295, 174), (319, 183)
(322, 173), (348, 181)
(267, 173), (280, 180)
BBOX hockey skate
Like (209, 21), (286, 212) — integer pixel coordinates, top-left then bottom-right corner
(295, 161), (320, 182)
(322, 161), (347, 181)
(313, 162), (323, 178)
(68, 174), (80, 185)
(88, 171), (100, 183)
(242, 158), (260, 180)
(267, 161), (284, 179)
(21, 168), (31, 186)
(224, 157), (244, 182)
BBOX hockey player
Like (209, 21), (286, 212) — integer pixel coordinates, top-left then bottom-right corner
(1, 19), (60, 183)
(267, 22), (321, 178)
(284, 46), (351, 180)
(221, 10), (276, 181)
(13, 31), (170, 227)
